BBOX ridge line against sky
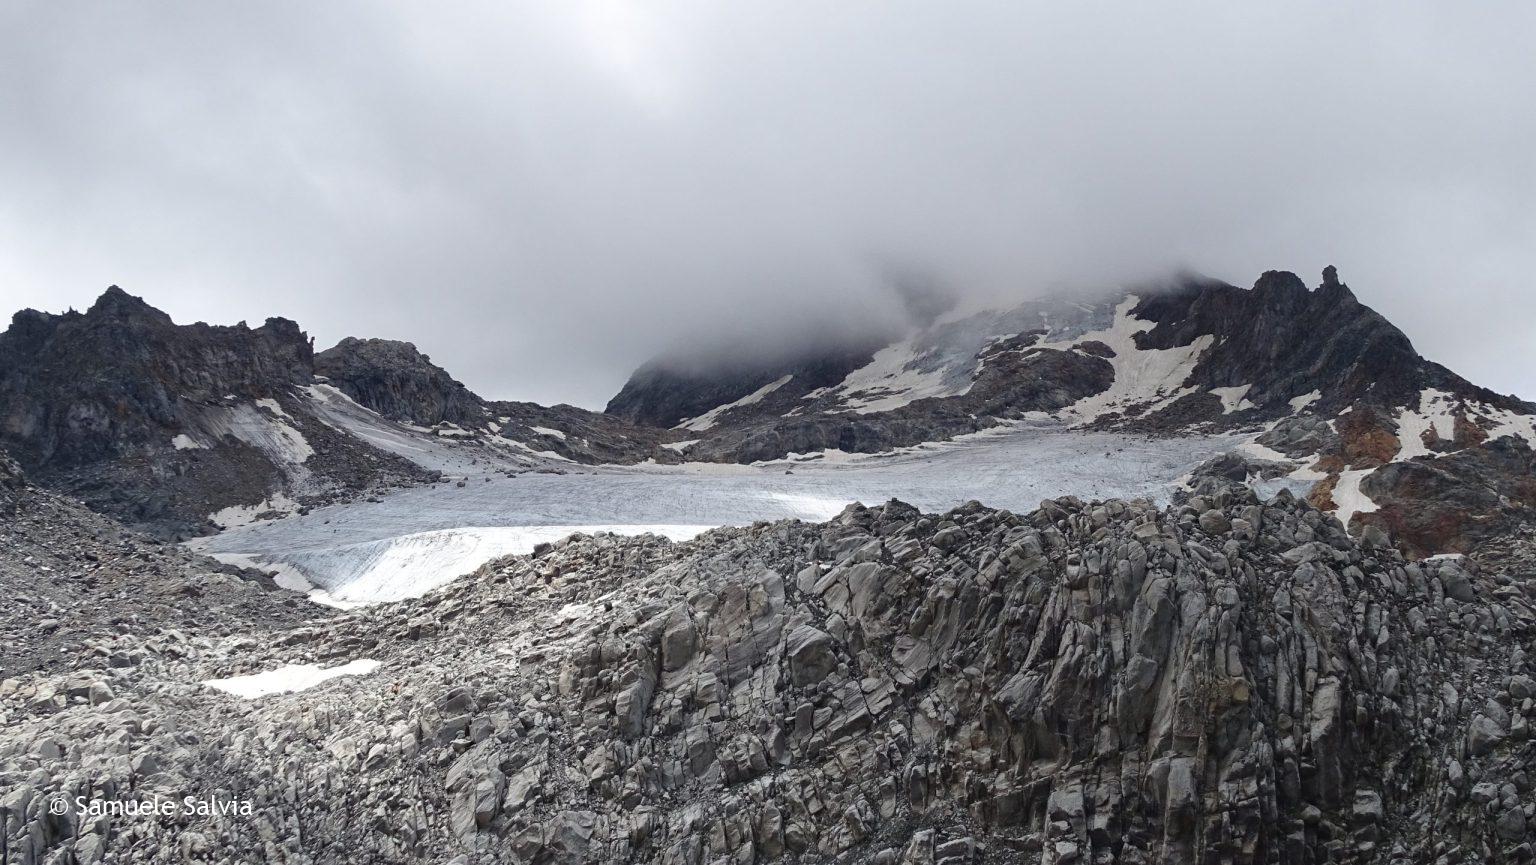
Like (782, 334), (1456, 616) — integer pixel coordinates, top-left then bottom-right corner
(2, 1), (1533, 407)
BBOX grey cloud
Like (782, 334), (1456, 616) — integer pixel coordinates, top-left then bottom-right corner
(1, 1), (1533, 407)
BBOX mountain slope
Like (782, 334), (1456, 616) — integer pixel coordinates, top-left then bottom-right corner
(609, 268), (1536, 552)
(0, 287), (441, 536)
(0, 451), (310, 676)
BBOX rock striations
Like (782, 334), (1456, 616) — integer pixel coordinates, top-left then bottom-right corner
(5, 490), (1535, 862)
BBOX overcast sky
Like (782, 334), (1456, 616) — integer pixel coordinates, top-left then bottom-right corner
(2, 2), (1533, 408)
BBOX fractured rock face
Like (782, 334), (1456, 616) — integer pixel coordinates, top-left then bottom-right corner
(5, 490), (1535, 863)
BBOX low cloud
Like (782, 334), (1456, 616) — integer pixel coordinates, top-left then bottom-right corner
(2, 2), (1533, 405)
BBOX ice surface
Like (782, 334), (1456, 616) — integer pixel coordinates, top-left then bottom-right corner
(212, 524), (712, 603)
(194, 421), (1243, 603)
(203, 659), (381, 699)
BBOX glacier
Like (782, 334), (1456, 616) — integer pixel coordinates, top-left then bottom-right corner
(191, 421), (1243, 605)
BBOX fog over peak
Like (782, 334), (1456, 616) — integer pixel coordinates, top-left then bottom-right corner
(2, 2), (1533, 408)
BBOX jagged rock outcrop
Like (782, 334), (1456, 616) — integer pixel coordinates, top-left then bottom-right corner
(1123, 267), (1531, 429)
(5, 494), (1534, 862)
(315, 337), (487, 428)
(0, 287), (437, 535)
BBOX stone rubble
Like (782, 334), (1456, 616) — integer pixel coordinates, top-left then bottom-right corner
(4, 482), (1535, 862)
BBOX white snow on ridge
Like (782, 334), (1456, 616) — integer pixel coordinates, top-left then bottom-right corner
(679, 375), (794, 431)
(530, 426), (567, 440)
(1478, 404), (1536, 449)
(203, 659), (381, 699)
(661, 439), (700, 453)
(1392, 389), (1536, 462)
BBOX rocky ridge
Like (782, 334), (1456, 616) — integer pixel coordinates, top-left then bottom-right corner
(4, 490), (1535, 862)
(0, 288), (439, 536)
(315, 337), (489, 428)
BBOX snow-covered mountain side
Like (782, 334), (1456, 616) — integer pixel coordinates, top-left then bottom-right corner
(3, 269), (1533, 557)
(612, 268), (1536, 554)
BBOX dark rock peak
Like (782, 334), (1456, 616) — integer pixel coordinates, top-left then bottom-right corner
(324, 336), (437, 365)
(314, 336), (484, 427)
(86, 284), (173, 324)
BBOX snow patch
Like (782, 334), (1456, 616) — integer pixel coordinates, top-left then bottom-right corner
(1032, 296), (1213, 424)
(1210, 384), (1256, 414)
(661, 439), (700, 453)
(1330, 469), (1380, 526)
(254, 397), (292, 420)
(1235, 439), (1292, 463)
(833, 338), (973, 414)
(206, 403), (313, 465)
(171, 433), (205, 451)
(679, 375), (794, 431)
(1288, 390), (1321, 412)
(1394, 388), (1458, 461)
(211, 493), (299, 529)
(530, 426), (567, 440)
(1477, 404), (1536, 449)
(203, 659), (381, 699)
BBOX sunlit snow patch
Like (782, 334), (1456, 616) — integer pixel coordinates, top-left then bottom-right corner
(203, 659), (381, 699)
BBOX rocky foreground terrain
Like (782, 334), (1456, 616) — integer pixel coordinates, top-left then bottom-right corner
(6, 476), (1536, 863)
(0, 453), (309, 678)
